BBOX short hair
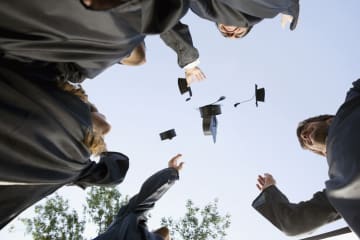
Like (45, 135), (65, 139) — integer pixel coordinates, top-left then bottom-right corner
(296, 114), (334, 149)
(216, 23), (253, 39)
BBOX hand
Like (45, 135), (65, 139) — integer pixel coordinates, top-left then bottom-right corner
(185, 67), (206, 87)
(256, 173), (276, 191)
(168, 154), (184, 172)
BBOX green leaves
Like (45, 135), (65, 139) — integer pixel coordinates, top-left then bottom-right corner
(161, 199), (231, 240)
(21, 190), (230, 240)
(21, 193), (85, 240)
(85, 187), (128, 234)
(21, 187), (127, 240)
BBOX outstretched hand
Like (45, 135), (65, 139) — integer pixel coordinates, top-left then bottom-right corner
(168, 154), (184, 172)
(256, 173), (276, 191)
(185, 67), (206, 87)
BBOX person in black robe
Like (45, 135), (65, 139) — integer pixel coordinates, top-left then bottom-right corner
(0, 0), (201, 85)
(0, 57), (129, 229)
(80, 0), (298, 86)
(218, 0), (300, 30)
(92, 154), (184, 240)
(253, 79), (360, 237)
(0, 0), (296, 86)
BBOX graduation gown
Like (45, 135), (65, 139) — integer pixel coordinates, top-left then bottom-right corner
(93, 167), (179, 240)
(326, 79), (360, 237)
(219, 0), (299, 19)
(190, 0), (262, 28)
(252, 186), (341, 236)
(159, 1), (263, 70)
(160, 22), (199, 68)
(0, 0), (145, 78)
(0, 58), (129, 229)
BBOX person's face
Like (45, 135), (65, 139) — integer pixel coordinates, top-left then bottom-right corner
(91, 112), (111, 135)
(300, 120), (330, 156)
(217, 24), (248, 39)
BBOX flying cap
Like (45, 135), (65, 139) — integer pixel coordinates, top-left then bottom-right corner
(160, 129), (176, 140)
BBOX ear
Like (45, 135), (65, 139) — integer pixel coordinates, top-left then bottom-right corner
(326, 117), (334, 125)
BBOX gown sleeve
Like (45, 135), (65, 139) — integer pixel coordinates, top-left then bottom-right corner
(117, 167), (179, 218)
(73, 151), (129, 189)
(160, 21), (199, 68)
(252, 185), (341, 236)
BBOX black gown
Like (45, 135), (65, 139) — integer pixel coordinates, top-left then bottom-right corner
(326, 79), (360, 237)
(0, 0), (145, 78)
(93, 167), (179, 240)
(190, 0), (263, 28)
(0, 58), (129, 229)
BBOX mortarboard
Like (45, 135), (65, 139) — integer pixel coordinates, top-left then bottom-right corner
(202, 115), (218, 143)
(178, 78), (192, 101)
(199, 96), (225, 143)
(159, 129), (176, 140)
(254, 84), (265, 107)
(234, 84), (265, 107)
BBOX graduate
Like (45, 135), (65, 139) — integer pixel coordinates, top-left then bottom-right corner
(0, 58), (129, 229)
(93, 154), (184, 240)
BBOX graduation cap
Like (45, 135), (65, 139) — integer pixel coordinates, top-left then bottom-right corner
(199, 96), (225, 143)
(159, 129), (176, 140)
(178, 78), (192, 101)
(234, 84), (265, 107)
(202, 116), (218, 143)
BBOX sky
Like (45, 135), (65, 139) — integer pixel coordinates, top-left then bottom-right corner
(1, 0), (360, 239)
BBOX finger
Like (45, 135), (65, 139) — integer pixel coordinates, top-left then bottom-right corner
(194, 73), (202, 81)
(258, 175), (265, 182)
(185, 78), (193, 87)
(264, 173), (272, 178)
(256, 184), (262, 191)
(170, 154), (182, 164)
(177, 162), (185, 171)
(258, 178), (265, 186)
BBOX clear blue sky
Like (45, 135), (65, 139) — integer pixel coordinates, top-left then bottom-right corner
(1, 0), (360, 239)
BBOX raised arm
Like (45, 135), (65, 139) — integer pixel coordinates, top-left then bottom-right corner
(252, 173), (341, 236)
(160, 22), (205, 86)
(118, 154), (183, 218)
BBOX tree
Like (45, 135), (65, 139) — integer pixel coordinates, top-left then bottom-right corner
(21, 190), (230, 240)
(161, 199), (231, 240)
(21, 186), (127, 239)
(85, 186), (128, 234)
(21, 193), (85, 240)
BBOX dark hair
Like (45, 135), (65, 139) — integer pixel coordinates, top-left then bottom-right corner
(296, 114), (334, 148)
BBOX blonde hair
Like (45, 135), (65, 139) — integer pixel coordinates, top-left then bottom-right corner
(57, 81), (107, 156)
